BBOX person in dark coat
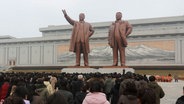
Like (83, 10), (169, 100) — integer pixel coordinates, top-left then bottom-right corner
(148, 76), (165, 104)
(58, 78), (74, 104)
(104, 75), (114, 101)
(3, 95), (25, 104)
(138, 88), (156, 104)
(46, 91), (68, 104)
(70, 75), (84, 99)
(110, 78), (121, 104)
(75, 84), (88, 104)
(176, 86), (184, 104)
(31, 78), (48, 104)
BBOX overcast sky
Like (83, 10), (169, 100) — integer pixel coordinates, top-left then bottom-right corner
(0, 0), (184, 38)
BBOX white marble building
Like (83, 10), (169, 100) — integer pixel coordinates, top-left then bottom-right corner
(0, 16), (184, 66)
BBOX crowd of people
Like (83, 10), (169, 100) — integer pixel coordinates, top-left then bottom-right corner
(0, 71), (167, 104)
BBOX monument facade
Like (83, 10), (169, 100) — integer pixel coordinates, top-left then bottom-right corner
(0, 16), (184, 67)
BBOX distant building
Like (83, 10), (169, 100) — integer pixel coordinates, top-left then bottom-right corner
(0, 16), (184, 66)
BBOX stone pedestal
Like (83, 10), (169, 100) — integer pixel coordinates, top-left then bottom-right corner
(11, 65), (134, 73)
(61, 66), (134, 74)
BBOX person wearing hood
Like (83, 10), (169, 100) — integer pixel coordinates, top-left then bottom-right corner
(117, 79), (139, 104)
(148, 76), (165, 104)
(82, 79), (110, 104)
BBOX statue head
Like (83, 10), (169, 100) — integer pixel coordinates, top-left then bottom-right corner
(79, 13), (85, 21)
(116, 12), (122, 21)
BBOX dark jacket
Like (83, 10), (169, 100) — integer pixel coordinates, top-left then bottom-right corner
(104, 78), (114, 94)
(58, 90), (74, 104)
(31, 96), (44, 104)
(110, 84), (120, 104)
(148, 82), (165, 104)
(71, 80), (84, 97)
(34, 84), (48, 104)
(75, 91), (87, 104)
(176, 95), (184, 104)
(117, 95), (139, 104)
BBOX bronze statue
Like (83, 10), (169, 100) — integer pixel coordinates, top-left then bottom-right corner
(62, 10), (94, 66)
(108, 12), (132, 66)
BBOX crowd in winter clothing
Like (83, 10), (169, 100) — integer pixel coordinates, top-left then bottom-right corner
(155, 74), (173, 82)
(0, 71), (166, 104)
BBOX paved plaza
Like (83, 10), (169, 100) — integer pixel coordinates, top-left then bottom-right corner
(159, 80), (183, 104)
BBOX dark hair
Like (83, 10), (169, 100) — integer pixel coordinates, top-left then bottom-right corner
(123, 80), (137, 96)
(89, 79), (104, 93)
(14, 86), (29, 99)
(125, 71), (133, 79)
(58, 78), (68, 90)
(47, 91), (68, 104)
(3, 96), (25, 104)
(149, 76), (156, 82)
(60, 78), (68, 87)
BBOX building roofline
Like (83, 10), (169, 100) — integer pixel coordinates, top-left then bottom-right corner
(0, 36), (63, 44)
(0, 35), (16, 39)
(39, 15), (184, 32)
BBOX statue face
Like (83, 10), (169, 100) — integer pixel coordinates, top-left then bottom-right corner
(116, 12), (122, 21)
(79, 13), (85, 21)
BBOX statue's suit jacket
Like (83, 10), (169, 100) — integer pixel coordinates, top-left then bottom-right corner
(69, 21), (92, 53)
(108, 20), (132, 48)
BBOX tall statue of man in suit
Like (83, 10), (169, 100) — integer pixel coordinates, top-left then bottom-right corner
(108, 12), (132, 66)
(62, 10), (94, 66)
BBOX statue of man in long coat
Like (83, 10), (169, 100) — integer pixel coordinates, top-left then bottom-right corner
(62, 10), (94, 66)
(108, 12), (132, 66)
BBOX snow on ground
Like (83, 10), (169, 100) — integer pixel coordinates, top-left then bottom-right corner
(159, 80), (184, 104)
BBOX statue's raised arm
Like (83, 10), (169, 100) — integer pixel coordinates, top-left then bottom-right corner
(62, 9), (75, 26)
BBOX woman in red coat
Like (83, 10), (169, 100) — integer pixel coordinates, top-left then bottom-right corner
(0, 77), (10, 103)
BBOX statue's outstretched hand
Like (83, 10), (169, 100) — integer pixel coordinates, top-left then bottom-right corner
(62, 9), (67, 16)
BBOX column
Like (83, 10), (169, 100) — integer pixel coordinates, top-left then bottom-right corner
(182, 39), (184, 64)
(175, 39), (182, 64)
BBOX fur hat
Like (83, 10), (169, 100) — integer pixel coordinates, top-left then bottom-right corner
(78, 74), (83, 80)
